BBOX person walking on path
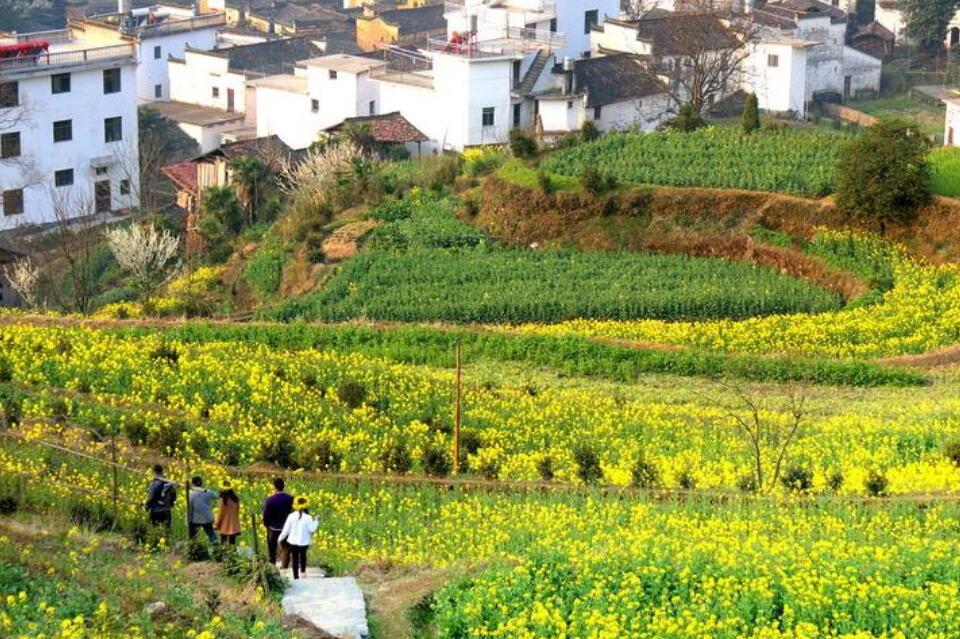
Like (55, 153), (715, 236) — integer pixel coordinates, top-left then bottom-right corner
(262, 477), (293, 567)
(145, 464), (176, 529)
(278, 497), (319, 580)
(188, 476), (219, 543)
(215, 481), (241, 545)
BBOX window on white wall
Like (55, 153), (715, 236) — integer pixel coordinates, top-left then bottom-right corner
(329, 70), (338, 80)
(311, 99), (319, 113)
(584, 10), (598, 34)
(767, 54), (779, 68)
(154, 45), (161, 59)
(155, 84), (162, 98)
(369, 100), (376, 115)
(103, 68), (121, 94)
(55, 169), (74, 187)
(481, 107), (495, 127)
(212, 87), (220, 98)
(594, 105), (602, 120)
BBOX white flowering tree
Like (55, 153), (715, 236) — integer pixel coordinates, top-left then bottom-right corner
(280, 140), (365, 199)
(105, 224), (180, 301)
(1, 257), (40, 310)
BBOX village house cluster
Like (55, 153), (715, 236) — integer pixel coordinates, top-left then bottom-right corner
(0, 0), (920, 230)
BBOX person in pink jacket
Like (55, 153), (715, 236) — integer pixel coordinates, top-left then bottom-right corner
(277, 496), (319, 580)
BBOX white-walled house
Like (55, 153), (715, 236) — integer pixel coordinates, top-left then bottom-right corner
(944, 98), (960, 147)
(535, 54), (673, 136)
(169, 36), (322, 116)
(750, 1), (882, 115)
(73, 4), (225, 104)
(443, 0), (620, 60)
(252, 54), (386, 150)
(0, 30), (140, 230)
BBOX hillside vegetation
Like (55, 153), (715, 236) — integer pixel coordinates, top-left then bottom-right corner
(273, 195), (842, 324)
(541, 127), (847, 196)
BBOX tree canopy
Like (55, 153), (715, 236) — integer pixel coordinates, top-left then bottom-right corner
(835, 119), (933, 227)
(902, 0), (959, 54)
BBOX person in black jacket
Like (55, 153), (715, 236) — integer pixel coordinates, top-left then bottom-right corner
(145, 464), (176, 528)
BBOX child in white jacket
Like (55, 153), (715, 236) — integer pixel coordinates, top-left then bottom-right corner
(278, 496), (319, 579)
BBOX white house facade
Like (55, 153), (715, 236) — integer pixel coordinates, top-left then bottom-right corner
(0, 30), (141, 230)
(944, 98), (960, 147)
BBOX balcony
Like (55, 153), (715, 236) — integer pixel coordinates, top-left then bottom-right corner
(426, 27), (565, 58)
(84, 12), (226, 38)
(444, 0), (556, 21)
(0, 39), (137, 75)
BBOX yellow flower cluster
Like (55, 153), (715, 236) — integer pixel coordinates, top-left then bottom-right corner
(515, 249), (960, 359)
(2, 320), (960, 494)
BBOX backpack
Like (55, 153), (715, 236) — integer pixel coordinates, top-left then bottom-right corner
(158, 481), (177, 510)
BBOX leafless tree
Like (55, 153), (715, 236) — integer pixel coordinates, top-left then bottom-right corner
(713, 382), (809, 494)
(41, 189), (107, 314)
(621, 0), (659, 21)
(0, 99), (42, 196)
(1, 256), (40, 309)
(653, 12), (757, 117)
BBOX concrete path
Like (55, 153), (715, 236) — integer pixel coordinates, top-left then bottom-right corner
(281, 574), (370, 639)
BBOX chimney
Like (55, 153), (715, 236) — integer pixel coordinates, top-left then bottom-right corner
(562, 56), (575, 95)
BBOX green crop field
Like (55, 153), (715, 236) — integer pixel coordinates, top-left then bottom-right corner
(540, 127), (848, 196)
(274, 196), (843, 324)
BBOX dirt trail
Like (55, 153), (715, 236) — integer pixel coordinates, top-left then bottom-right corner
(359, 567), (462, 638)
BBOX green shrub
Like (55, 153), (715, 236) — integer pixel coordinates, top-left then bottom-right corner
(245, 242), (286, 298)
(836, 119), (932, 226)
(536, 455), (555, 481)
(537, 170), (554, 194)
(508, 128), (538, 158)
(422, 446), (452, 477)
(336, 380), (367, 409)
(379, 441), (413, 474)
(573, 445), (602, 484)
(827, 470), (844, 492)
(737, 473), (759, 493)
(944, 439), (960, 466)
(298, 438), (342, 472)
(631, 458), (660, 488)
(581, 120), (600, 142)
(864, 471), (889, 496)
(780, 465), (814, 493)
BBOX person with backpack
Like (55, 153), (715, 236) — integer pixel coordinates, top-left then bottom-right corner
(188, 476), (219, 544)
(262, 477), (294, 567)
(277, 496), (318, 580)
(145, 464), (176, 528)
(215, 481), (241, 545)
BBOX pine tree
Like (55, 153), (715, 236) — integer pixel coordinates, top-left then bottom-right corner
(742, 93), (760, 135)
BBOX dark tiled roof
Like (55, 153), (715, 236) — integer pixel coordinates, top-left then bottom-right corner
(371, 5), (446, 34)
(202, 135), (294, 161)
(325, 112), (429, 143)
(752, 0), (848, 29)
(573, 54), (669, 108)
(630, 13), (737, 55)
(207, 36), (323, 74)
(319, 30), (364, 55)
(854, 20), (895, 41)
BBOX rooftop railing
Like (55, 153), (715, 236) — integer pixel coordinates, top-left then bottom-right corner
(444, 0), (556, 19)
(426, 27), (565, 57)
(83, 11), (226, 37)
(0, 43), (136, 73)
(0, 29), (74, 46)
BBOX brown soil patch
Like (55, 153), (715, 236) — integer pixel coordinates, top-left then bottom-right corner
(323, 220), (381, 263)
(881, 344), (960, 370)
(473, 178), (960, 265)
(358, 566), (463, 639)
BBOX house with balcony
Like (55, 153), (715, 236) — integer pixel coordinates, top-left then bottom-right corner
(443, 0), (619, 60)
(355, 4), (448, 52)
(73, 3), (226, 103)
(0, 28), (140, 230)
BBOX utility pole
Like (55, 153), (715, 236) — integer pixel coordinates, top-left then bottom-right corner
(110, 431), (118, 530)
(453, 341), (462, 475)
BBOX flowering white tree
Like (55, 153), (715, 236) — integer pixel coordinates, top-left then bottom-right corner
(280, 140), (365, 198)
(1, 257), (40, 309)
(105, 224), (180, 300)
